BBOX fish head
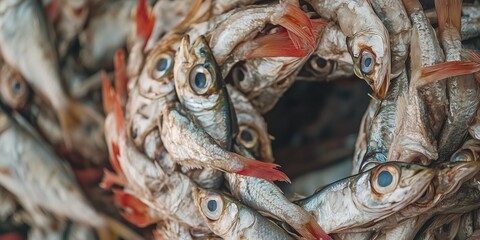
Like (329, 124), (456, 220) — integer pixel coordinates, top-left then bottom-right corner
(353, 162), (434, 213)
(236, 123), (273, 163)
(193, 187), (239, 236)
(303, 55), (337, 78)
(136, 35), (178, 100)
(414, 161), (480, 208)
(0, 64), (30, 110)
(228, 85), (273, 162)
(348, 32), (390, 99)
(175, 35), (224, 103)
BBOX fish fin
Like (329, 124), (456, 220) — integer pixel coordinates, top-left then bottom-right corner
(58, 100), (103, 150)
(276, 3), (316, 49)
(420, 60), (480, 84)
(113, 190), (155, 227)
(463, 50), (480, 81)
(44, 0), (61, 23)
(301, 219), (332, 240)
(449, 0), (462, 33)
(233, 153), (290, 183)
(311, 19), (328, 35)
(109, 141), (124, 175)
(114, 49), (128, 106)
(102, 71), (115, 115)
(113, 95), (125, 135)
(246, 30), (310, 59)
(435, 0), (462, 35)
(100, 169), (126, 189)
(136, 0), (155, 42)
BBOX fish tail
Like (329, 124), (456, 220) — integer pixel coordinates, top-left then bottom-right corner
(100, 169), (126, 189)
(302, 219), (332, 240)
(113, 189), (156, 227)
(435, 0), (462, 35)
(277, 3), (316, 49)
(311, 18), (328, 35)
(102, 71), (115, 115)
(233, 153), (290, 183)
(136, 0), (155, 42)
(114, 49), (128, 106)
(246, 30), (311, 59)
(420, 59), (480, 84)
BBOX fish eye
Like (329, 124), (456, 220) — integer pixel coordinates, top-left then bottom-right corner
(152, 53), (173, 79)
(1, 74), (29, 109)
(371, 164), (399, 194)
(360, 51), (374, 75)
(310, 56), (331, 74)
(233, 66), (245, 83)
(237, 126), (258, 149)
(232, 65), (253, 93)
(201, 193), (223, 220)
(377, 171), (393, 187)
(189, 64), (213, 95)
(451, 150), (474, 162)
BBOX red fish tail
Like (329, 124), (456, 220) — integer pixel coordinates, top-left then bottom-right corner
(136, 0), (155, 42)
(100, 169), (126, 189)
(421, 60), (480, 84)
(114, 49), (128, 106)
(233, 153), (290, 183)
(113, 190), (155, 227)
(102, 71), (115, 115)
(277, 3), (316, 49)
(247, 30), (310, 59)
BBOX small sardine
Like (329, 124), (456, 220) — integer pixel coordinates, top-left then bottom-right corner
(297, 162), (434, 233)
(388, 0), (448, 163)
(193, 188), (295, 240)
(360, 69), (409, 170)
(206, 3), (315, 64)
(160, 102), (289, 182)
(434, 0), (479, 161)
(305, 0), (391, 99)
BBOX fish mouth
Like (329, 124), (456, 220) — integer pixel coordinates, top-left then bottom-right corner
(373, 73), (390, 100)
(177, 35), (192, 64)
(402, 168), (435, 196)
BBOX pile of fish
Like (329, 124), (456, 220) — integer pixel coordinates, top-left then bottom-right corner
(0, 0), (479, 239)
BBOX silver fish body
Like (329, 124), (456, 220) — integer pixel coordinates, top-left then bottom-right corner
(297, 162), (434, 233)
(193, 188), (295, 240)
(388, 5), (447, 163)
(436, 2), (480, 161)
(360, 69), (409, 170)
